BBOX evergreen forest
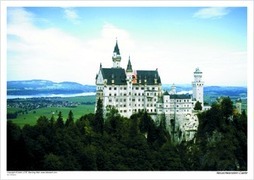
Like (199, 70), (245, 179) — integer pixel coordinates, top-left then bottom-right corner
(7, 97), (247, 171)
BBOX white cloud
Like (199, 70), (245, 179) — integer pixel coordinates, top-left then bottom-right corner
(7, 7), (34, 25)
(7, 8), (91, 84)
(63, 8), (80, 24)
(193, 7), (230, 19)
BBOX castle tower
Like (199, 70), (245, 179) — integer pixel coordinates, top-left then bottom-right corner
(192, 67), (204, 107)
(126, 56), (133, 117)
(112, 40), (121, 68)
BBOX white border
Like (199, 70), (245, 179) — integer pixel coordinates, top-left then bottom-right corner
(1, 1), (253, 180)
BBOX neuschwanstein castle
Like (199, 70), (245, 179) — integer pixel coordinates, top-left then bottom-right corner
(95, 41), (210, 142)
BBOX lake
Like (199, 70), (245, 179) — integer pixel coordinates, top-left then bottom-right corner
(7, 92), (96, 99)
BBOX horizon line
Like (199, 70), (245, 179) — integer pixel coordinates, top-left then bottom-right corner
(7, 79), (247, 88)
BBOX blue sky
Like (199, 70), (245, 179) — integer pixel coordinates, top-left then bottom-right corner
(6, 7), (247, 86)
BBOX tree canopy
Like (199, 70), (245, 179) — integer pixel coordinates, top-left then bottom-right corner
(7, 97), (247, 171)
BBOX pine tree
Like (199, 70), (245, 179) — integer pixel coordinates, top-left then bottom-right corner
(56, 111), (64, 128)
(194, 101), (202, 111)
(65, 110), (74, 127)
(94, 98), (104, 134)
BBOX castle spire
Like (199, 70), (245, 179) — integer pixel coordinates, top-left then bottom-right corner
(126, 56), (133, 72)
(113, 39), (120, 55)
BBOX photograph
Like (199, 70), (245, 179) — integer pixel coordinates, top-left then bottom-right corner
(1, 1), (253, 179)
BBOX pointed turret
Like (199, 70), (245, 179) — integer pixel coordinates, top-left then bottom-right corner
(112, 40), (121, 68)
(113, 40), (120, 55)
(126, 56), (133, 73)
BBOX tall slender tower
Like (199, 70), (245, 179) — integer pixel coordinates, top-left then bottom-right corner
(112, 40), (121, 68)
(192, 67), (204, 107)
(126, 56), (133, 117)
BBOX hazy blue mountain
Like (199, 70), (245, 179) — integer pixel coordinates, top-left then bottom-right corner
(7, 80), (96, 95)
(163, 84), (246, 96)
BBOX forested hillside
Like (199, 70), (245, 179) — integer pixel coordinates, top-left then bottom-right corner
(7, 97), (247, 171)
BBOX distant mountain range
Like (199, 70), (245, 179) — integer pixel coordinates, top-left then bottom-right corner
(7, 80), (96, 95)
(162, 84), (247, 97)
(7, 80), (247, 99)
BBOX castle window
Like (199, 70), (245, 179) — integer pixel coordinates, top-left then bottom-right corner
(141, 87), (144, 90)
(114, 87), (117, 90)
(152, 87), (155, 90)
(124, 87), (127, 90)
(136, 87), (139, 90)
(109, 93), (111, 96)
(109, 87), (112, 90)
(114, 93), (116, 96)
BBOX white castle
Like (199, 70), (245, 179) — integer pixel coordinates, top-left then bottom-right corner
(95, 41), (209, 142)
